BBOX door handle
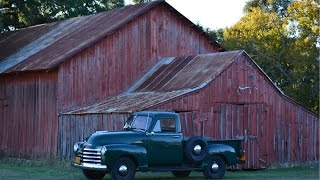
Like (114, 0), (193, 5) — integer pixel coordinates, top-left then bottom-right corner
(172, 135), (180, 138)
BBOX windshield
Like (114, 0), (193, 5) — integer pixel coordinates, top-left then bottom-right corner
(124, 115), (152, 131)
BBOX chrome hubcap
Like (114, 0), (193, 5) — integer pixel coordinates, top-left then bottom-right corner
(118, 165), (128, 175)
(193, 145), (202, 155)
(211, 163), (219, 172)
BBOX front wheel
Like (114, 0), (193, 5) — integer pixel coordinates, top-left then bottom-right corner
(171, 170), (191, 177)
(203, 155), (226, 179)
(110, 157), (136, 180)
(82, 169), (106, 180)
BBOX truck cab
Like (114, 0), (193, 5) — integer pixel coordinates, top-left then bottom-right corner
(72, 111), (246, 180)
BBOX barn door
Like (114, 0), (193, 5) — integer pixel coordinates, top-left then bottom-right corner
(218, 103), (267, 169)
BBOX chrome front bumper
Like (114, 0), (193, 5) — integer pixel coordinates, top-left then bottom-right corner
(72, 162), (108, 171)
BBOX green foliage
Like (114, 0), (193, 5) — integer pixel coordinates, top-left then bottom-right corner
(244, 0), (291, 16)
(205, 28), (224, 44)
(196, 23), (224, 44)
(132, 0), (152, 4)
(222, 0), (319, 113)
(0, 0), (124, 32)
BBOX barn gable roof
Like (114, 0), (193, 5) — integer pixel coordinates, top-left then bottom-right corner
(0, 0), (221, 74)
(65, 51), (242, 114)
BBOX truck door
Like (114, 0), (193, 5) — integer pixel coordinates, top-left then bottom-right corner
(147, 118), (183, 166)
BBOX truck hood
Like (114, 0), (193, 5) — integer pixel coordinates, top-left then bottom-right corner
(85, 130), (146, 148)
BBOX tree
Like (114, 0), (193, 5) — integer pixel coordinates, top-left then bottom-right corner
(204, 28), (224, 44)
(132, 0), (152, 3)
(196, 23), (224, 44)
(0, 0), (124, 32)
(243, 0), (291, 16)
(222, 0), (319, 112)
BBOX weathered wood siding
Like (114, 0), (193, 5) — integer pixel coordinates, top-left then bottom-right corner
(57, 53), (318, 169)
(152, 53), (319, 168)
(58, 114), (129, 159)
(0, 72), (58, 158)
(57, 4), (220, 113)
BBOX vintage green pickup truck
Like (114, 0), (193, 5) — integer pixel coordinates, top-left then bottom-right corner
(72, 111), (246, 179)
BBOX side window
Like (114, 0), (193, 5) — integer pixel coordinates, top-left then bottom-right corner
(153, 118), (176, 133)
(153, 120), (161, 132)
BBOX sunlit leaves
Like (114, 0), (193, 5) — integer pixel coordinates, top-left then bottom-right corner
(222, 0), (319, 112)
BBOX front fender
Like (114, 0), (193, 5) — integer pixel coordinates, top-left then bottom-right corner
(207, 144), (237, 165)
(103, 144), (147, 170)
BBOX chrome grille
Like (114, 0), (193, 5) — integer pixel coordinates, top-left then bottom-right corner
(79, 148), (102, 164)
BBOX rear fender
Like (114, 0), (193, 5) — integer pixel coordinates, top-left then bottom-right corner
(103, 144), (148, 170)
(207, 144), (237, 165)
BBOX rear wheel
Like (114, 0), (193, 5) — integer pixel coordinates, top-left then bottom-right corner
(171, 170), (191, 177)
(82, 169), (106, 180)
(203, 155), (226, 179)
(110, 157), (136, 180)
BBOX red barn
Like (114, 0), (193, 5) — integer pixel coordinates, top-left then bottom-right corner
(61, 51), (319, 169)
(0, 1), (221, 158)
(0, 1), (318, 170)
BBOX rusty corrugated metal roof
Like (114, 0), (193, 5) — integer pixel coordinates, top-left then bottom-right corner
(65, 90), (192, 114)
(128, 51), (241, 92)
(0, 1), (161, 74)
(64, 51), (242, 114)
(0, 0), (222, 74)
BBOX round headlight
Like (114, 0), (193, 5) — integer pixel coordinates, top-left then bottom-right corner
(73, 143), (79, 153)
(101, 146), (107, 155)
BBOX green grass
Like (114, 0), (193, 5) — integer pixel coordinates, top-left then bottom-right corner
(0, 158), (319, 179)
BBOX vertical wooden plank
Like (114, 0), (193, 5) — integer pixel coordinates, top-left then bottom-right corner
(192, 111), (195, 136)
(225, 104), (228, 139)
(306, 114), (309, 160)
(298, 109), (302, 161)
(246, 105), (251, 168)
(231, 104), (234, 138)
(220, 104), (224, 139)
(313, 116), (316, 160)
(236, 105), (240, 137)
(255, 104), (259, 168)
(287, 123), (291, 162)
(182, 112), (188, 136)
